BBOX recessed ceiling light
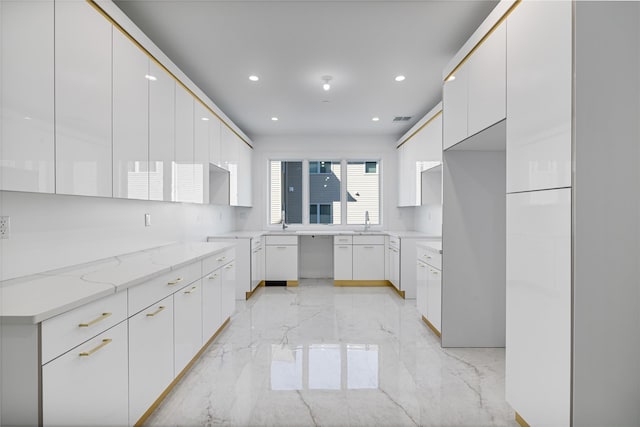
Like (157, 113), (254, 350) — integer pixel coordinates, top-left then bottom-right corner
(372, 117), (380, 122)
(144, 74), (157, 81)
(249, 75), (259, 82)
(271, 117), (279, 121)
(395, 75), (406, 82)
(322, 75), (332, 91)
(201, 117), (210, 121)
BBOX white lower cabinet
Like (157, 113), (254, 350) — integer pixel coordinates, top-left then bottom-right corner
(352, 244), (384, 280)
(42, 321), (129, 427)
(417, 244), (442, 336)
(389, 246), (400, 288)
(333, 244), (353, 280)
(221, 261), (237, 319)
(426, 266), (442, 333)
(416, 260), (428, 318)
(174, 280), (203, 374)
(265, 236), (298, 281)
(128, 295), (175, 424)
(202, 269), (223, 339)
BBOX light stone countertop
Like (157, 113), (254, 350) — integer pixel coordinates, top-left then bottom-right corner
(0, 241), (235, 324)
(209, 229), (440, 239)
(417, 240), (443, 254)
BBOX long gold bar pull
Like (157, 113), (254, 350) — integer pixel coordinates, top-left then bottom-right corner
(167, 277), (183, 285)
(78, 312), (112, 327)
(183, 286), (198, 294)
(79, 339), (112, 357)
(146, 306), (166, 317)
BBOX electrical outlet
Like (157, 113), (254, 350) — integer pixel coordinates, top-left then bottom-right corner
(0, 216), (10, 239)
(144, 213), (151, 227)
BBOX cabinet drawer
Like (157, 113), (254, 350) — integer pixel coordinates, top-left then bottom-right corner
(202, 248), (235, 275)
(128, 262), (201, 315)
(265, 235), (298, 246)
(353, 235), (385, 245)
(41, 291), (127, 364)
(417, 247), (442, 270)
(251, 237), (262, 250)
(388, 235), (400, 247)
(334, 235), (353, 245)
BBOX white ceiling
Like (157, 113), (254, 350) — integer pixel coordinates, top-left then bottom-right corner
(114, 0), (498, 142)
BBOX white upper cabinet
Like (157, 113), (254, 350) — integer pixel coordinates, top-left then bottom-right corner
(112, 29), (149, 200)
(506, 1), (572, 193)
(209, 116), (222, 168)
(468, 23), (506, 137)
(55, 1), (112, 197)
(444, 22), (506, 150)
(174, 85), (198, 203)
(443, 65), (469, 150)
(1, 0), (54, 193)
(148, 62), (175, 202)
(221, 125), (239, 204)
(236, 138), (253, 207)
(194, 102), (211, 204)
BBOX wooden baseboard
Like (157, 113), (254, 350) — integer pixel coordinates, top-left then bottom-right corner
(286, 280), (299, 287)
(421, 315), (441, 338)
(333, 280), (389, 287)
(515, 412), (530, 427)
(133, 317), (231, 426)
(245, 281), (265, 300)
(388, 281), (406, 299)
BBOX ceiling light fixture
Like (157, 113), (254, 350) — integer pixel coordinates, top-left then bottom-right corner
(322, 75), (332, 91)
(372, 117), (380, 122)
(271, 117), (279, 121)
(144, 74), (157, 81)
(395, 75), (406, 82)
(249, 75), (259, 82)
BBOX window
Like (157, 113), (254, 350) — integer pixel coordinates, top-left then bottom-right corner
(309, 160), (341, 224)
(347, 161), (380, 225)
(309, 161), (332, 174)
(270, 161), (303, 224)
(310, 204), (332, 224)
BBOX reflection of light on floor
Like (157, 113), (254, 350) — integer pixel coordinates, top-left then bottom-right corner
(270, 343), (379, 391)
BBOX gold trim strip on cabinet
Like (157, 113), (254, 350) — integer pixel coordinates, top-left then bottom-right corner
(443, 0), (522, 82)
(515, 412), (531, 427)
(396, 110), (443, 149)
(79, 339), (112, 357)
(78, 312), (112, 328)
(85, 0), (253, 149)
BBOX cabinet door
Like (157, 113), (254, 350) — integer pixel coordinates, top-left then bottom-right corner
(55, 1), (112, 197)
(443, 64), (468, 150)
(194, 102), (210, 204)
(506, 1), (572, 193)
(129, 296), (174, 424)
(333, 244), (353, 280)
(389, 247), (400, 288)
(174, 280), (203, 374)
(148, 63), (175, 202)
(112, 29), (149, 200)
(353, 245), (385, 280)
(265, 245), (298, 281)
(426, 266), (442, 333)
(236, 139), (252, 207)
(1, 0), (54, 193)
(221, 125), (239, 204)
(42, 322), (128, 427)
(209, 117), (222, 168)
(251, 245), (264, 290)
(202, 269), (223, 340)
(221, 261), (237, 320)
(174, 85), (197, 203)
(397, 144), (410, 207)
(416, 261), (428, 317)
(468, 23), (506, 136)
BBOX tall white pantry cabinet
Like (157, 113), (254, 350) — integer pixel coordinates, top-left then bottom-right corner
(502, 1), (639, 426)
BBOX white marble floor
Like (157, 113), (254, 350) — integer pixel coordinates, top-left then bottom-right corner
(146, 279), (518, 426)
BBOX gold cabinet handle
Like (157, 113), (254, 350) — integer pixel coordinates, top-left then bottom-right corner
(78, 312), (112, 328)
(418, 263), (426, 268)
(432, 271), (439, 275)
(216, 256), (227, 262)
(146, 306), (166, 317)
(224, 264), (234, 270)
(167, 277), (183, 285)
(208, 273), (218, 280)
(184, 286), (198, 294)
(79, 339), (112, 357)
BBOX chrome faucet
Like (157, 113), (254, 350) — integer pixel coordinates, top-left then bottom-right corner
(364, 210), (370, 231)
(281, 210), (288, 230)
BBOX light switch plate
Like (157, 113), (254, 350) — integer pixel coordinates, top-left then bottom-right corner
(0, 216), (10, 239)
(144, 213), (151, 227)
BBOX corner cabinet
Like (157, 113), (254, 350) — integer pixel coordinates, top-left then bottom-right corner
(222, 125), (253, 207)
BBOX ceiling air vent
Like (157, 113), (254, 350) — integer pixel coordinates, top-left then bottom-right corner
(393, 116), (412, 122)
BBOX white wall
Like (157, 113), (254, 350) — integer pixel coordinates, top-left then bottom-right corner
(412, 205), (442, 236)
(0, 190), (235, 281)
(237, 135), (415, 232)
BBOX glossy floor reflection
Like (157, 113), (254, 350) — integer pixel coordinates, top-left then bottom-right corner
(146, 279), (517, 426)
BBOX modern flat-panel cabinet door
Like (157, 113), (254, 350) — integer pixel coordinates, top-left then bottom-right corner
(443, 64), (468, 150)
(174, 280), (203, 374)
(236, 139), (252, 207)
(55, 1), (112, 197)
(333, 244), (353, 280)
(426, 266), (442, 333)
(416, 261), (428, 318)
(1, 0), (54, 193)
(467, 23), (506, 137)
(209, 117), (222, 168)
(174, 85), (196, 203)
(221, 261), (237, 320)
(202, 269), (223, 339)
(251, 244), (264, 290)
(352, 245), (385, 280)
(42, 322), (128, 427)
(112, 29), (149, 200)
(128, 296), (174, 424)
(148, 62), (175, 202)
(389, 247), (400, 288)
(194, 102), (211, 204)
(265, 245), (298, 281)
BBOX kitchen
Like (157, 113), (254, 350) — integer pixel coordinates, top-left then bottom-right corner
(1, 1), (639, 426)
